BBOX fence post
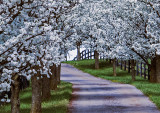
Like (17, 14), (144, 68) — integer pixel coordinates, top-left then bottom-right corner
(93, 51), (95, 59)
(88, 50), (90, 59)
(128, 60), (130, 73)
(91, 51), (92, 59)
(87, 50), (89, 59)
(81, 52), (83, 60)
(136, 61), (139, 76)
(84, 50), (86, 59)
(89, 50), (91, 59)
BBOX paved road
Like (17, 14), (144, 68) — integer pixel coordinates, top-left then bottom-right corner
(61, 63), (160, 113)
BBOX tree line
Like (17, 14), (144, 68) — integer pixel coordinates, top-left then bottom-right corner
(0, 0), (159, 113)
(66, 0), (160, 83)
(0, 0), (80, 113)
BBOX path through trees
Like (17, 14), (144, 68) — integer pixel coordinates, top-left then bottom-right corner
(0, 0), (160, 112)
(61, 63), (160, 113)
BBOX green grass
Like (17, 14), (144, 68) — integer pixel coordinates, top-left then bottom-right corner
(0, 81), (72, 113)
(65, 59), (160, 109)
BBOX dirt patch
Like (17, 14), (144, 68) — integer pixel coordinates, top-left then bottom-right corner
(67, 85), (80, 113)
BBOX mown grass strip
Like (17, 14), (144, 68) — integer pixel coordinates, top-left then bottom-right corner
(65, 59), (160, 109)
(0, 81), (72, 113)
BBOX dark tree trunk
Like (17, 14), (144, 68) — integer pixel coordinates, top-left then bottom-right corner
(42, 75), (51, 100)
(77, 44), (81, 61)
(65, 55), (67, 61)
(131, 60), (136, 81)
(11, 75), (20, 113)
(30, 73), (42, 113)
(113, 58), (116, 76)
(94, 50), (99, 69)
(50, 64), (57, 90)
(150, 57), (157, 83)
(156, 55), (160, 83)
(57, 64), (61, 84)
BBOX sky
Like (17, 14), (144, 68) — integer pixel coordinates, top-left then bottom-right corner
(67, 48), (86, 61)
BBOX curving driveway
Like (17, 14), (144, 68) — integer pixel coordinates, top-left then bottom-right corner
(61, 63), (160, 113)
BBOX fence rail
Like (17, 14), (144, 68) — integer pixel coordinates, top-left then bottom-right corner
(114, 59), (150, 80)
(73, 49), (95, 61)
(73, 49), (150, 80)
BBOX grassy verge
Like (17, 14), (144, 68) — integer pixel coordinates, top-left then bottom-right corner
(65, 59), (160, 109)
(0, 81), (72, 113)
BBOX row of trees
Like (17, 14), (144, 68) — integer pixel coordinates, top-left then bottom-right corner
(0, 0), (159, 113)
(0, 0), (82, 113)
(66, 0), (160, 82)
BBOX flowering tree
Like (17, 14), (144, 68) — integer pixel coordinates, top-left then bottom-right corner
(99, 0), (160, 81)
(109, 0), (160, 82)
(0, 0), (77, 113)
(67, 0), (160, 82)
(0, 0), (159, 112)
(65, 2), (89, 61)
(66, 0), (109, 68)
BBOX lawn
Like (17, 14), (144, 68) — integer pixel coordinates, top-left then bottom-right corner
(0, 81), (72, 113)
(65, 59), (160, 109)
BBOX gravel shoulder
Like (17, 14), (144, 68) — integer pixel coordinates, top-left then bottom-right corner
(61, 63), (160, 113)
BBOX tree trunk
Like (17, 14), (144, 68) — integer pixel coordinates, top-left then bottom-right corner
(150, 57), (157, 83)
(11, 75), (20, 113)
(57, 64), (61, 84)
(42, 75), (51, 100)
(113, 58), (116, 76)
(131, 60), (136, 81)
(30, 74), (42, 113)
(50, 64), (57, 90)
(156, 55), (160, 83)
(65, 55), (67, 61)
(94, 50), (99, 69)
(77, 44), (81, 61)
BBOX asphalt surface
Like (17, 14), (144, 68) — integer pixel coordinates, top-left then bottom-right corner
(61, 63), (160, 113)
